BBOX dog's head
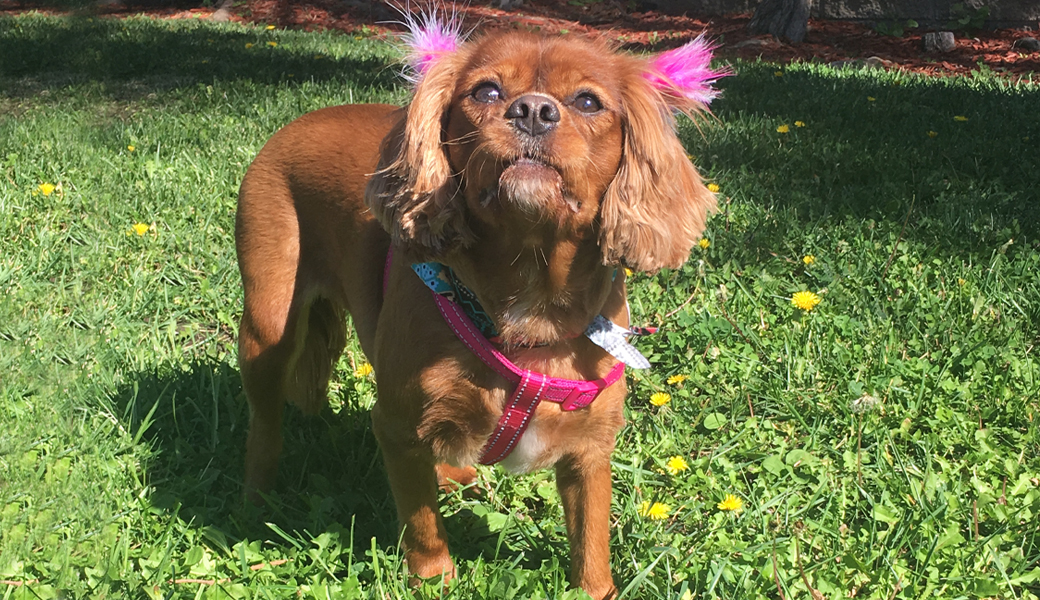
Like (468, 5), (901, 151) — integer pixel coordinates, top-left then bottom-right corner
(367, 19), (725, 272)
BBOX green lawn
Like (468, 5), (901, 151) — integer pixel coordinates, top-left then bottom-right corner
(1, 13), (1038, 600)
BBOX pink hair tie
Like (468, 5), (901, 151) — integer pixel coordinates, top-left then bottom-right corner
(399, 8), (464, 83)
(645, 34), (730, 106)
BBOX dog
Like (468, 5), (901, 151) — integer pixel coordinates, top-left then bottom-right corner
(235, 16), (722, 599)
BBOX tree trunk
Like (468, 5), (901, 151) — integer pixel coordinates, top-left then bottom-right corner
(748, 0), (812, 44)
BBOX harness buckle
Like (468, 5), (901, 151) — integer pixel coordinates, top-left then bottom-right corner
(561, 381), (605, 411)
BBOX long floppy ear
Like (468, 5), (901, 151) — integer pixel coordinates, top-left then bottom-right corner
(365, 15), (472, 257)
(599, 37), (727, 272)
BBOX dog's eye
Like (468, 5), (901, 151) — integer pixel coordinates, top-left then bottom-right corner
(472, 83), (502, 104)
(573, 93), (602, 113)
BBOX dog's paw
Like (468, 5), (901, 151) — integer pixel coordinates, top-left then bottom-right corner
(407, 551), (456, 587)
(434, 463), (480, 496)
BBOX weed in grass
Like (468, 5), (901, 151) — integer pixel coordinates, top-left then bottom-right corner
(2, 13), (1039, 600)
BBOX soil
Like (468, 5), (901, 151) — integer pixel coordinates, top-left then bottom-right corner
(4, 0), (1039, 80)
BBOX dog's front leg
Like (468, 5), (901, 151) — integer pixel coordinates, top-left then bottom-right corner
(372, 409), (455, 583)
(383, 449), (455, 581)
(556, 453), (617, 600)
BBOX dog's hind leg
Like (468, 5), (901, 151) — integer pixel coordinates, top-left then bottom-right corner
(237, 173), (348, 500)
(239, 287), (347, 500)
(239, 285), (295, 499)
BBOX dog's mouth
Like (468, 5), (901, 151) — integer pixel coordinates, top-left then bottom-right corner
(505, 156), (556, 175)
(495, 157), (581, 215)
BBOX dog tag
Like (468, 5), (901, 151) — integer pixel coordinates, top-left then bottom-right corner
(585, 315), (652, 369)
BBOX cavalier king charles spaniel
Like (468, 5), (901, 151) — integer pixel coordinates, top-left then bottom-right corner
(236, 15), (723, 598)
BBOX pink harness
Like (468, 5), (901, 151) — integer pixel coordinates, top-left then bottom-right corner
(384, 249), (625, 465)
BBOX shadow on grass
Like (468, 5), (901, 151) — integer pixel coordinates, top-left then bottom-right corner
(0, 13), (399, 99)
(110, 359), (397, 548)
(109, 359), (530, 568)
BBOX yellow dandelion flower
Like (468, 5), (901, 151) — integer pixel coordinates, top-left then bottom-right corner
(802, 254), (815, 265)
(794, 120), (806, 127)
(717, 494), (743, 512)
(624, 267), (634, 277)
(699, 238), (710, 249)
(666, 374), (687, 385)
(957, 278), (966, 286)
(867, 96), (876, 102)
(131, 222), (149, 236)
(354, 362), (374, 377)
(245, 42), (254, 48)
(774, 70), (783, 77)
(638, 501), (671, 520)
(265, 24), (275, 30)
(665, 455), (689, 475)
(650, 392), (671, 407)
(127, 145), (136, 152)
(706, 183), (720, 193)
(927, 131), (938, 138)
(686, 153), (694, 160)
(38, 183), (56, 196)
(267, 41), (278, 47)
(791, 290), (821, 311)
(953, 115), (968, 122)
(776, 124), (790, 133)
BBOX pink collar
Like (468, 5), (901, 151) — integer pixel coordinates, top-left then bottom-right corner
(384, 249), (625, 465)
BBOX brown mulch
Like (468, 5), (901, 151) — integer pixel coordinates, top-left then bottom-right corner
(5, 0), (1039, 79)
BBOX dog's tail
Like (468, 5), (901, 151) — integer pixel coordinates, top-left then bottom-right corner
(283, 295), (347, 415)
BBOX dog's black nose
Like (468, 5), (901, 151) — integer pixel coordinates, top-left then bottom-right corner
(504, 94), (560, 137)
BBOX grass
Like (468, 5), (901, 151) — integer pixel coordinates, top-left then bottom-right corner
(1, 12), (1039, 600)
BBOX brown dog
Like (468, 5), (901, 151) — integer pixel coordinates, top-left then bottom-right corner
(236, 24), (719, 599)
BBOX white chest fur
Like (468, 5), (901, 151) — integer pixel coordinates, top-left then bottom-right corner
(497, 420), (555, 474)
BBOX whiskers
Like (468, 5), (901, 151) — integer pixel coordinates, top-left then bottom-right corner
(510, 246), (548, 268)
(536, 246), (548, 267)
(461, 138), (502, 179)
(444, 129), (480, 147)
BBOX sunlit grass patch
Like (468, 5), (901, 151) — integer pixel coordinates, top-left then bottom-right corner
(2, 13), (1039, 599)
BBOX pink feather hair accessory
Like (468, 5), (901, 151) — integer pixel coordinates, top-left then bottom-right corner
(645, 34), (730, 107)
(399, 8), (464, 84)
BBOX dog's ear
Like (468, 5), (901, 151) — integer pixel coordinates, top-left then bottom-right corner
(599, 37), (727, 272)
(365, 14), (471, 257)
